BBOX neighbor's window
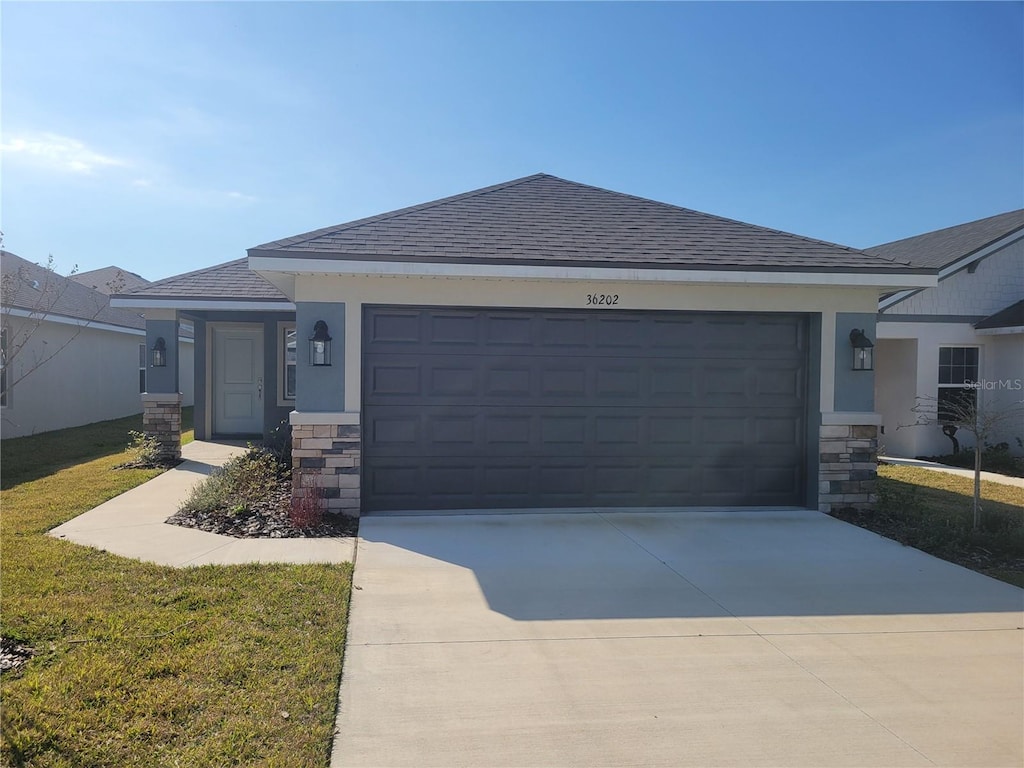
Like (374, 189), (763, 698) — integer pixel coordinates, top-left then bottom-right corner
(138, 343), (147, 394)
(282, 325), (297, 400)
(937, 346), (979, 423)
(1, 327), (9, 407)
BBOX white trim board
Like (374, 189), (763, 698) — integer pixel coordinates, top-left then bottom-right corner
(111, 299), (295, 311)
(250, 256), (935, 290)
(3, 307), (146, 336)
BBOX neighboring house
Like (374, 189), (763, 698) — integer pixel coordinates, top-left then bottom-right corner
(72, 265), (152, 295)
(113, 174), (934, 516)
(868, 210), (1024, 459)
(1, 251), (195, 439)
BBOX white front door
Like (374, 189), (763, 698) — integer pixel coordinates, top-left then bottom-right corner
(213, 325), (264, 435)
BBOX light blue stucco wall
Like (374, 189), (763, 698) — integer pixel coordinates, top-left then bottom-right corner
(145, 319), (179, 394)
(834, 312), (877, 412)
(295, 302), (345, 413)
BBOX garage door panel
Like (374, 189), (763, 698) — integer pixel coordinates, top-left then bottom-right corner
(363, 307), (807, 512)
(365, 354), (802, 408)
(367, 407), (800, 458)
(367, 310), (422, 346)
(429, 366), (477, 396)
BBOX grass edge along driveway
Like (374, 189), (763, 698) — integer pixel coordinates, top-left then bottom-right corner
(1, 412), (353, 768)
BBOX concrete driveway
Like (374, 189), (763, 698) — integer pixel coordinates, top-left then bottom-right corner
(331, 509), (1023, 767)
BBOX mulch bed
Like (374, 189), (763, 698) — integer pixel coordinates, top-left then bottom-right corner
(166, 483), (358, 539)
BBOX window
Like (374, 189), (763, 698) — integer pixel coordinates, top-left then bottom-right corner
(280, 324), (296, 402)
(1, 327), (8, 407)
(937, 346), (979, 423)
(139, 343), (147, 394)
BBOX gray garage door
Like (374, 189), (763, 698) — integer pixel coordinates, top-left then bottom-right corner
(362, 306), (808, 512)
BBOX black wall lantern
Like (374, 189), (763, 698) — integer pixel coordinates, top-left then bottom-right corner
(309, 320), (332, 366)
(849, 328), (874, 371)
(151, 337), (167, 368)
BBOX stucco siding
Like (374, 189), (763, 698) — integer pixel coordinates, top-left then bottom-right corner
(876, 321), (1023, 457)
(2, 319), (151, 438)
(295, 273), (881, 419)
(886, 238), (1024, 317)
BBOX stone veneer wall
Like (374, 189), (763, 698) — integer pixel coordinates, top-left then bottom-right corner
(291, 423), (361, 517)
(141, 393), (182, 462)
(818, 424), (878, 512)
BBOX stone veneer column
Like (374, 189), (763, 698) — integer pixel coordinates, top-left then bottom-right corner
(818, 423), (878, 513)
(291, 418), (361, 518)
(141, 392), (182, 463)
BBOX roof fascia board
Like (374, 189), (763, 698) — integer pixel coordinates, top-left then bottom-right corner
(248, 256), (936, 290)
(2, 306), (145, 336)
(111, 298), (296, 311)
(877, 313), (986, 324)
(975, 326), (1024, 336)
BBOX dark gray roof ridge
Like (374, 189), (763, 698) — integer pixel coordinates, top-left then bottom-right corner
(115, 258), (249, 297)
(544, 175), (908, 265)
(251, 174), (546, 251)
(115, 258), (288, 301)
(866, 209), (1024, 270)
(252, 173), (912, 269)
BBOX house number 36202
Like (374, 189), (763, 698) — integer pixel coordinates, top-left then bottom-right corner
(586, 293), (619, 306)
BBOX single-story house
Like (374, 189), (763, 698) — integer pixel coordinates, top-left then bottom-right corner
(112, 174), (936, 515)
(1, 251), (195, 438)
(868, 210), (1024, 459)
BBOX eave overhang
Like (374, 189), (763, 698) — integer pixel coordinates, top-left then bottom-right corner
(248, 253), (936, 300)
(110, 297), (295, 312)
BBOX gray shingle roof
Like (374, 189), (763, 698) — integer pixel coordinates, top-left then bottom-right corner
(2, 251), (147, 330)
(118, 259), (288, 301)
(866, 209), (1024, 270)
(72, 266), (151, 295)
(975, 300), (1024, 330)
(250, 174), (921, 273)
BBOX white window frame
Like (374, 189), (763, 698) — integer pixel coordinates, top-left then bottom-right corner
(937, 345), (980, 423)
(138, 342), (147, 394)
(277, 321), (297, 406)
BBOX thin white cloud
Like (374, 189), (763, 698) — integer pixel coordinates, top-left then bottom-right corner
(0, 132), (127, 174)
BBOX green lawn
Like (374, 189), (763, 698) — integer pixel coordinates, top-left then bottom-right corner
(836, 465), (1024, 588)
(1, 412), (353, 767)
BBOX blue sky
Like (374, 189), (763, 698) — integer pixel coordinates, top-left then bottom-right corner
(2, 1), (1022, 282)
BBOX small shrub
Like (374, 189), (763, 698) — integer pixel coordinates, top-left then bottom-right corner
(178, 447), (286, 515)
(116, 431), (163, 468)
(222, 446), (286, 508)
(289, 474), (325, 529)
(179, 467), (233, 514)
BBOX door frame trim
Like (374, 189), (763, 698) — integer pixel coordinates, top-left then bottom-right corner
(210, 321), (265, 437)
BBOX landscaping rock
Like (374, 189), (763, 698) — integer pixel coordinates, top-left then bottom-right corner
(0, 637), (34, 674)
(166, 481), (357, 539)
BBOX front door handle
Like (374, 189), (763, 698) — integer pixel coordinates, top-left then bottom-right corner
(257, 377), (263, 400)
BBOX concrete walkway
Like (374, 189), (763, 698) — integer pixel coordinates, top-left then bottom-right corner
(48, 440), (355, 567)
(880, 455), (1024, 488)
(333, 510), (1023, 768)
